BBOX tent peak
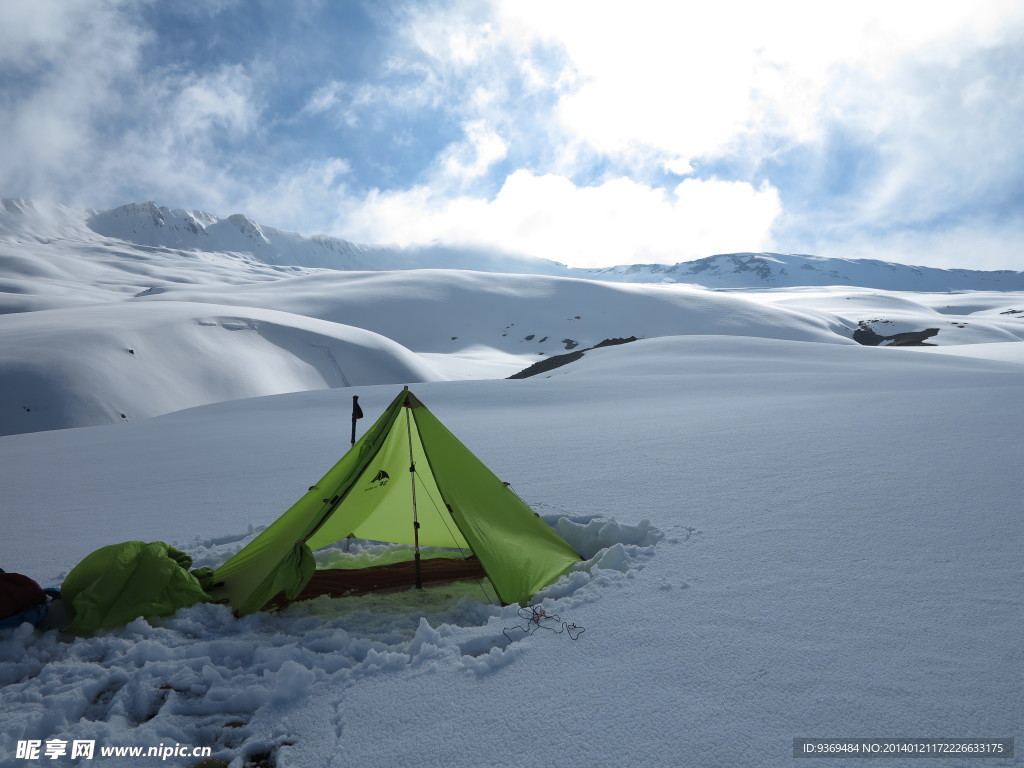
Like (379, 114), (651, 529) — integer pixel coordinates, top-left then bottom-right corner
(402, 389), (424, 409)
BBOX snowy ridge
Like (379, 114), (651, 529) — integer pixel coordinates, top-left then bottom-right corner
(88, 202), (374, 269)
(587, 251), (1024, 290)
(86, 201), (567, 274)
(6, 199), (1024, 290)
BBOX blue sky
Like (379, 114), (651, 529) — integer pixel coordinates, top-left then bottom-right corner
(1, 0), (1023, 270)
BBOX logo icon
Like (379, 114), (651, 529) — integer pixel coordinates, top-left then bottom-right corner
(365, 469), (390, 490)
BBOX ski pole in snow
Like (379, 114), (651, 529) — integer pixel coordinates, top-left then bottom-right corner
(350, 395), (363, 445)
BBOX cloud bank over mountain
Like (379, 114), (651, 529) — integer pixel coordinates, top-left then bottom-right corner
(2, 1), (1023, 269)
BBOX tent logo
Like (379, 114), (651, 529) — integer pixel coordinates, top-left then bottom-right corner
(366, 469), (390, 490)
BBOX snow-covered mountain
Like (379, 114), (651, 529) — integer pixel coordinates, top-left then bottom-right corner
(84, 200), (569, 275)
(5, 199), (1024, 291)
(589, 251), (1024, 291)
(88, 202), (376, 268)
(2, 197), (1024, 435)
(79, 201), (1024, 290)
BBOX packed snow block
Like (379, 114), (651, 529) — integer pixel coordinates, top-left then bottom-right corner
(61, 541), (211, 634)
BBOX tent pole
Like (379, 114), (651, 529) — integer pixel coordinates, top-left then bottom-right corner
(406, 405), (422, 590)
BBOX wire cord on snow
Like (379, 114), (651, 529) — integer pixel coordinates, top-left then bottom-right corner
(503, 605), (585, 642)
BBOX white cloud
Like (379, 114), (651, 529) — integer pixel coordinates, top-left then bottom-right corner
(4, 0), (1022, 271)
(0, 1), (149, 202)
(0, 2), (273, 217)
(0, 0), (138, 66)
(171, 66), (260, 144)
(437, 120), (509, 184)
(331, 0), (1014, 268)
(238, 158), (352, 233)
(303, 81), (344, 116)
(759, 28), (1024, 269)
(336, 170), (781, 267)
(494, 0), (1024, 168)
(69, 62), (266, 215)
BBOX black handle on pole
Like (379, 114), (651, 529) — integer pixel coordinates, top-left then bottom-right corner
(351, 395), (363, 445)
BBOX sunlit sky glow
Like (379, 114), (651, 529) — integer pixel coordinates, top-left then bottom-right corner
(2, 0), (1023, 269)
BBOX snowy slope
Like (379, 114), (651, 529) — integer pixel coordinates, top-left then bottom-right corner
(134, 269), (854, 354)
(747, 287), (1024, 346)
(0, 301), (441, 436)
(132, 275), (1024, 378)
(1, 339), (1020, 767)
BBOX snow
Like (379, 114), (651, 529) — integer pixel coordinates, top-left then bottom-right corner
(5, 200), (1024, 300)
(0, 302), (442, 435)
(907, 341), (1024, 365)
(131, 269), (851, 354)
(0, 201), (1021, 767)
(747, 287), (1024, 346)
(590, 252), (1024, 291)
(85, 201), (569, 276)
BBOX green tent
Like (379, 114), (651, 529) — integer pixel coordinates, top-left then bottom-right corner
(208, 388), (581, 614)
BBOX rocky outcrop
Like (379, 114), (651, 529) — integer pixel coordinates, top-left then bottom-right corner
(508, 337), (641, 379)
(854, 323), (940, 346)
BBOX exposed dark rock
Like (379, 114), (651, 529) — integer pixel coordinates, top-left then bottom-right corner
(592, 336), (640, 349)
(854, 322), (940, 346)
(885, 328), (940, 346)
(508, 336), (640, 379)
(853, 323), (887, 346)
(507, 351), (584, 379)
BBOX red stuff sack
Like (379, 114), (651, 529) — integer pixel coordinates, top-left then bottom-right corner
(0, 569), (46, 621)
